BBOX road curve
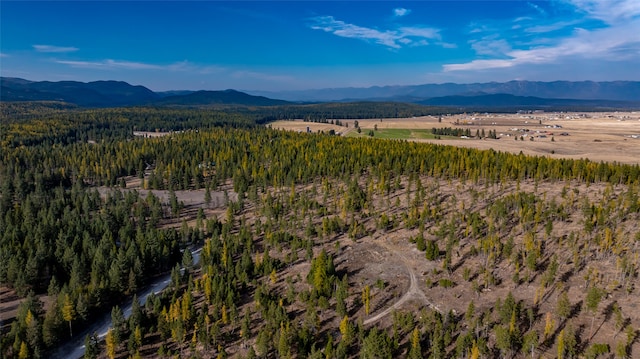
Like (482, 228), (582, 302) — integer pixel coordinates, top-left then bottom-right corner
(363, 238), (442, 326)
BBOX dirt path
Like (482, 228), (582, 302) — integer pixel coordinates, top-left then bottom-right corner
(363, 235), (442, 325)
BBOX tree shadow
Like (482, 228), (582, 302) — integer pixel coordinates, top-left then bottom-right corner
(570, 300), (583, 319)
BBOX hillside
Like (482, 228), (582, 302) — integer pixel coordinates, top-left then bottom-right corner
(0, 78), (290, 108)
(155, 89), (291, 106)
(1, 77), (159, 107)
(1, 106), (639, 359)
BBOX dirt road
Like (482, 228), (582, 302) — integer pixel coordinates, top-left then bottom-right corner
(363, 235), (442, 325)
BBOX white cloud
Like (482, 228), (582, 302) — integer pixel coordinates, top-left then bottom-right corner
(399, 26), (440, 39)
(309, 16), (442, 49)
(56, 59), (162, 70)
(470, 36), (512, 56)
(55, 58), (241, 77)
(568, 0), (640, 24)
(444, 59), (515, 71)
(445, 0), (640, 73)
(525, 19), (583, 33)
(33, 44), (79, 53)
(0, 53), (8, 58)
(393, 8), (411, 17)
(444, 18), (640, 72)
(527, 2), (547, 16)
(310, 16), (401, 48)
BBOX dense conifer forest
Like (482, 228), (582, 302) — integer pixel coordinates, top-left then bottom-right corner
(1, 103), (638, 358)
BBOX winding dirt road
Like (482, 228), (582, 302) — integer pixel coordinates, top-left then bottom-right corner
(363, 236), (443, 325)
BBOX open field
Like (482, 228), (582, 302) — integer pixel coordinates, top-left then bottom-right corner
(270, 111), (640, 165)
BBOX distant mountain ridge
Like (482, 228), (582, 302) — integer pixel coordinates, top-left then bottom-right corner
(2, 77), (639, 109)
(156, 89), (291, 106)
(250, 80), (640, 102)
(1, 77), (159, 107)
(0, 78), (290, 107)
(418, 93), (639, 109)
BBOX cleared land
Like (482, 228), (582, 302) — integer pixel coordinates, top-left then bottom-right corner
(270, 111), (640, 165)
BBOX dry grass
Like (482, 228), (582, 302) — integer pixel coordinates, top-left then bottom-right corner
(270, 111), (640, 165)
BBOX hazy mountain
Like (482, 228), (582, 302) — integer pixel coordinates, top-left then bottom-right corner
(249, 80), (640, 102)
(418, 93), (640, 109)
(155, 89), (291, 106)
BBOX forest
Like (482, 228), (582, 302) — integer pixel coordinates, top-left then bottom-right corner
(0, 102), (639, 358)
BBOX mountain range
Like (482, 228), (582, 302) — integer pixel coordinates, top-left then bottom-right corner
(250, 80), (640, 102)
(2, 77), (639, 109)
(0, 78), (290, 108)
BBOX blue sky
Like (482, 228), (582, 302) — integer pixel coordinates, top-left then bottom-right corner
(1, 1), (639, 91)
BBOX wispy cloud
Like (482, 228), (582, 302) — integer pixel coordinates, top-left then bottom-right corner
(527, 2), (547, 16)
(568, 0), (640, 24)
(0, 53), (8, 58)
(33, 44), (79, 53)
(470, 36), (512, 57)
(310, 16), (402, 48)
(55, 58), (231, 76)
(55, 59), (217, 72)
(445, 19), (640, 71)
(446, 0), (640, 73)
(309, 16), (441, 49)
(398, 26), (439, 39)
(393, 8), (411, 17)
(525, 19), (584, 33)
(57, 59), (162, 70)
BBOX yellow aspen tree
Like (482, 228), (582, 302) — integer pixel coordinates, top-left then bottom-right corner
(221, 304), (228, 325)
(181, 292), (192, 324)
(133, 326), (142, 350)
(408, 327), (422, 359)
(509, 310), (517, 333)
(25, 310), (34, 327)
(470, 341), (480, 359)
(544, 312), (555, 340)
(62, 293), (76, 337)
(18, 341), (28, 359)
(105, 329), (117, 359)
(339, 315), (350, 340)
(222, 241), (228, 269)
(203, 274), (212, 302)
(557, 329), (565, 359)
(362, 285), (371, 315)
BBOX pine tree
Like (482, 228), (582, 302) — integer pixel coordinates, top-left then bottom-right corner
(586, 286), (603, 336)
(556, 291), (571, 321)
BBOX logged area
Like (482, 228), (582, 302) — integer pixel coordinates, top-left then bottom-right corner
(1, 104), (640, 359)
